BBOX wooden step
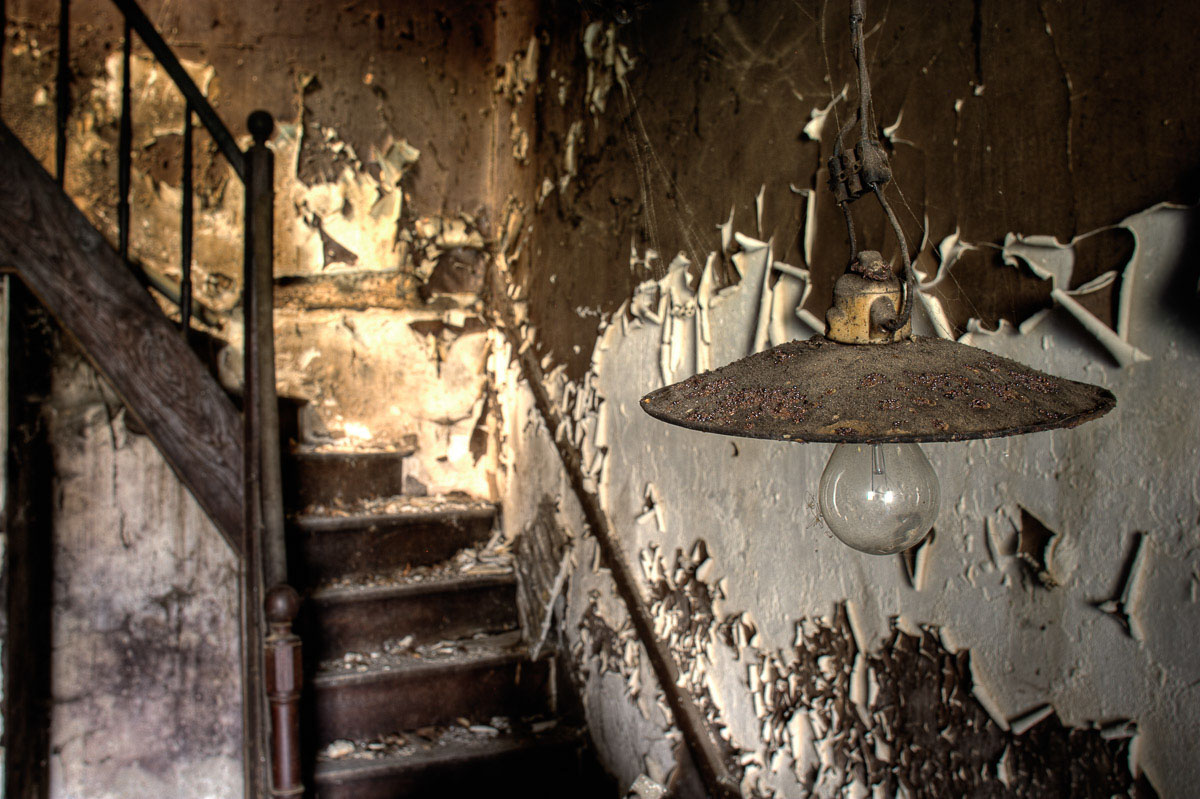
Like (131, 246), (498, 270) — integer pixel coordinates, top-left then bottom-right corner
(284, 445), (416, 508)
(301, 572), (518, 662)
(312, 723), (603, 799)
(233, 394), (307, 454)
(288, 497), (497, 588)
(310, 631), (551, 746)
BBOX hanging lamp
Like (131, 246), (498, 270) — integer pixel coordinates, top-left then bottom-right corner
(640, 0), (1115, 555)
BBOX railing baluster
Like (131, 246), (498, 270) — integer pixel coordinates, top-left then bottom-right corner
(1, 0), (7, 110)
(54, 0), (70, 185)
(117, 17), (132, 263)
(180, 103), (193, 340)
(109, 0), (244, 179)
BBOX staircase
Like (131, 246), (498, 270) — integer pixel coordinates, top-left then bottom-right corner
(2, 3), (626, 795)
(283, 445), (614, 798)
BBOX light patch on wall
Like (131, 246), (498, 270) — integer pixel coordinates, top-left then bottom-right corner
(1000, 228), (1149, 366)
(582, 21), (635, 118)
(495, 36), (539, 165)
(801, 88), (847, 143)
(251, 308), (498, 497)
(275, 110), (417, 277)
(70, 51), (245, 320)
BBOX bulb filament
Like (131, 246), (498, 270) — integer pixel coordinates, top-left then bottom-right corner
(868, 444), (894, 503)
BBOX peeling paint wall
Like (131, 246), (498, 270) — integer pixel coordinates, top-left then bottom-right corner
(519, 0), (1200, 378)
(495, 352), (683, 790)
(549, 203), (1198, 797)
(499, 1), (1200, 797)
(2, 0), (506, 473)
(5, 0), (1200, 795)
(506, 196), (1199, 798)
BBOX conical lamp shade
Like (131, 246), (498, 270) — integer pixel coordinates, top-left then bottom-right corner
(640, 335), (1115, 444)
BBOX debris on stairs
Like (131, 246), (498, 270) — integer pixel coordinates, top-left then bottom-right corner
(282, 444), (614, 797)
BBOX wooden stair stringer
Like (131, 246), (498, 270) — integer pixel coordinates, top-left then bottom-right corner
(0, 121), (243, 551)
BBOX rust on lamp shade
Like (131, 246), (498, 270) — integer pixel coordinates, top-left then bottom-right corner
(640, 335), (1115, 444)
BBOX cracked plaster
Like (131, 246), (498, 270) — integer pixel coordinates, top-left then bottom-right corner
(502, 199), (1198, 796)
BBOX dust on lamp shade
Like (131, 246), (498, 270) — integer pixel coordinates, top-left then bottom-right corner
(639, 334), (1115, 556)
(638, 335), (1115, 445)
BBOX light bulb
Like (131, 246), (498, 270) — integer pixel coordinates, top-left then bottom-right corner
(817, 443), (940, 555)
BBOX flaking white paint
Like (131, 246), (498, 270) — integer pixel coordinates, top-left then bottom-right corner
(503, 201), (1200, 796)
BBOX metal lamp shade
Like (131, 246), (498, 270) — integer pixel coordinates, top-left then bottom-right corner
(639, 335), (1115, 444)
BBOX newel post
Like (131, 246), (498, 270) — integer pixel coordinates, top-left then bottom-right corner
(264, 585), (303, 798)
(245, 109), (287, 590)
(243, 109), (288, 797)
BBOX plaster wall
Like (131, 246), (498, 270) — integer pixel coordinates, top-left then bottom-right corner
(44, 343), (243, 799)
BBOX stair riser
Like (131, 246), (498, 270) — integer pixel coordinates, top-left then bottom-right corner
(313, 743), (586, 799)
(289, 514), (495, 587)
(312, 659), (551, 745)
(284, 452), (408, 508)
(303, 582), (518, 661)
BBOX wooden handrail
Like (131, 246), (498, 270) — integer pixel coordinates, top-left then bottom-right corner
(245, 110), (288, 591)
(0, 121), (245, 548)
(241, 109), (297, 797)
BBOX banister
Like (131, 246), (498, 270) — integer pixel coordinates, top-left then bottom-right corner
(0, 121), (245, 549)
(54, 0), (69, 184)
(116, 16), (131, 262)
(244, 109), (287, 592)
(179, 104), (193, 340)
(108, 0), (246, 181)
(242, 109), (294, 797)
(10, 3), (296, 797)
(488, 269), (743, 799)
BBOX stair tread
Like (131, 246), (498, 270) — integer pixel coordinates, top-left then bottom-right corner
(294, 494), (496, 531)
(310, 569), (516, 604)
(307, 527), (513, 598)
(291, 441), (417, 460)
(313, 630), (533, 686)
(314, 719), (582, 781)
